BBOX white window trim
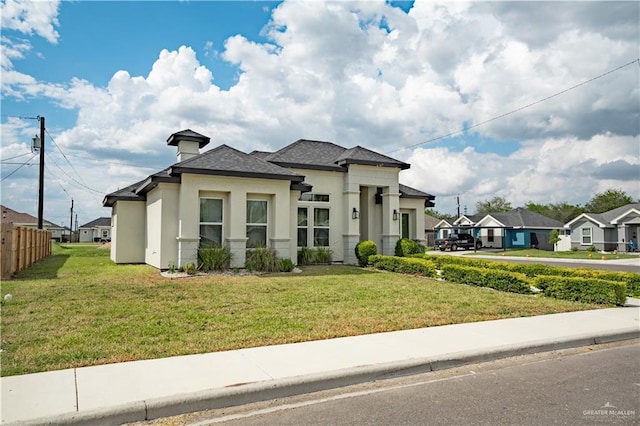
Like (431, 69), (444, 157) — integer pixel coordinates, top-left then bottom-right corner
(246, 199), (268, 248)
(297, 207), (308, 248)
(199, 197), (224, 247)
(581, 227), (592, 245)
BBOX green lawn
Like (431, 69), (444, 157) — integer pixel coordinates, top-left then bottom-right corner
(0, 244), (602, 376)
(473, 248), (639, 260)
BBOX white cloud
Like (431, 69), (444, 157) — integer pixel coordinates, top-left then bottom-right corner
(0, 0), (60, 43)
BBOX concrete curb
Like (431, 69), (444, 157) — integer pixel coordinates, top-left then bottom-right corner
(8, 329), (639, 426)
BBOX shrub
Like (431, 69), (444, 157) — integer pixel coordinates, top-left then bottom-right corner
(441, 265), (485, 287)
(356, 240), (377, 267)
(369, 255), (436, 278)
(278, 258), (296, 272)
(571, 246), (578, 251)
(198, 245), (232, 272)
(297, 247), (315, 265)
(538, 276), (626, 306)
(314, 247), (333, 264)
(183, 262), (197, 275)
(586, 245), (598, 252)
(441, 265), (530, 294)
(395, 238), (424, 257)
(246, 247), (279, 272)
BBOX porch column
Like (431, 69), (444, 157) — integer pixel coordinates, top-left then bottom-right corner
(381, 185), (400, 256)
(617, 225), (627, 252)
(343, 183), (361, 265)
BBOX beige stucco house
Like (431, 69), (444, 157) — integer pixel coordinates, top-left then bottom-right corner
(103, 130), (435, 269)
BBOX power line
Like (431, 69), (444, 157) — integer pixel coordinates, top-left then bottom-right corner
(45, 151), (105, 195)
(0, 153), (38, 182)
(1, 152), (32, 162)
(386, 58), (640, 154)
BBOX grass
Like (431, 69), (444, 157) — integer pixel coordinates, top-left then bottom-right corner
(472, 248), (639, 260)
(0, 244), (603, 377)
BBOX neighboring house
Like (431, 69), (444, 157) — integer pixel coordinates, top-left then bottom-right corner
(564, 203), (640, 252)
(79, 217), (112, 243)
(434, 208), (565, 250)
(0, 204), (67, 241)
(424, 214), (440, 247)
(433, 215), (483, 241)
(103, 129), (435, 269)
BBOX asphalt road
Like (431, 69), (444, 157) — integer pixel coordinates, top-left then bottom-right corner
(137, 341), (640, 426)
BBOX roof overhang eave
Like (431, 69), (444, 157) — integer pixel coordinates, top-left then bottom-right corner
(171, 166), (305, 182)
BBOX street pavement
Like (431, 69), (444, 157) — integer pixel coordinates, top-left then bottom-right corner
(1, 258), (639, 425)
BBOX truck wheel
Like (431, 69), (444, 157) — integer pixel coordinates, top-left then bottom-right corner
(450, 244), (457, 251)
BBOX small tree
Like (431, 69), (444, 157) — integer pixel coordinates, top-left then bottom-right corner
(548, 229), (561, 251)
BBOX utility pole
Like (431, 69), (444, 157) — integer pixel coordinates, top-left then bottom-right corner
(69, 199), (74, 243)
(456, 195), (460, 218)
(37, 116), (45, 229)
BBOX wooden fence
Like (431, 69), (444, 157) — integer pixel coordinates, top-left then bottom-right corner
(1, 223), (52, 280)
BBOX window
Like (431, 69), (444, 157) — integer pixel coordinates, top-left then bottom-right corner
(200, 198), (223, 246)
(102, 230), (109, 238)
(297, 207), (308, 247)
(313, 208), (330, 247)
(246, 200), (268, 248)
(299, 193), (330, 202)
(581, 227), (592, 245)
(487, 229), (494, 242)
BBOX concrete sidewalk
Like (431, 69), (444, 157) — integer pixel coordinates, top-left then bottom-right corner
(2, 300), (639, 426)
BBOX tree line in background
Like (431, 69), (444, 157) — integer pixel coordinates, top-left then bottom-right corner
(426, 188), (637, 223)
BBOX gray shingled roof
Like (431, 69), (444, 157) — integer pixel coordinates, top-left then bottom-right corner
(583, 203), (640, 226)
(171, 145), (304, 181)
(80, 217), (111, 228)
(104, 133), (423, 208)
(487, 208), (564, 228)
(103, 180), (147, 207)
(399, 184), (435, 207)
(263, 139), (409, 171)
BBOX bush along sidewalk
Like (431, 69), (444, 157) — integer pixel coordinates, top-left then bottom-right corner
(536, 276), (627, 306)
(371, 254), (628, 306)
(412, 253), (640, 298)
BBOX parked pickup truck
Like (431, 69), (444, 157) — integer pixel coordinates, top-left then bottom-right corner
(435, 233), (482, 251)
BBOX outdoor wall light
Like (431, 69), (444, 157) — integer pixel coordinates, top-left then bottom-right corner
(393, 209), (399, 221)
(352, 207), (359, 219)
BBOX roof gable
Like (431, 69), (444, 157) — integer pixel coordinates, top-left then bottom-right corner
(336, 146), (410, 170)
(565, 203), (640, 228)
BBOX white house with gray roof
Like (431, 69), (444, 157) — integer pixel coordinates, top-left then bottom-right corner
(564, 203), (640, 252)
(103, 129), (435, 269)
(78, 217), (112, 243)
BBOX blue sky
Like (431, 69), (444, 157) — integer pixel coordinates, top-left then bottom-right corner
(1, 0), (639, 226)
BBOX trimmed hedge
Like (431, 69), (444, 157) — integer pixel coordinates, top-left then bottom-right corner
(412, 253), (639, 297)
(537, 276), (627, 306)
(369, 255), (437, 278)
(441, 265), (531, 294)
